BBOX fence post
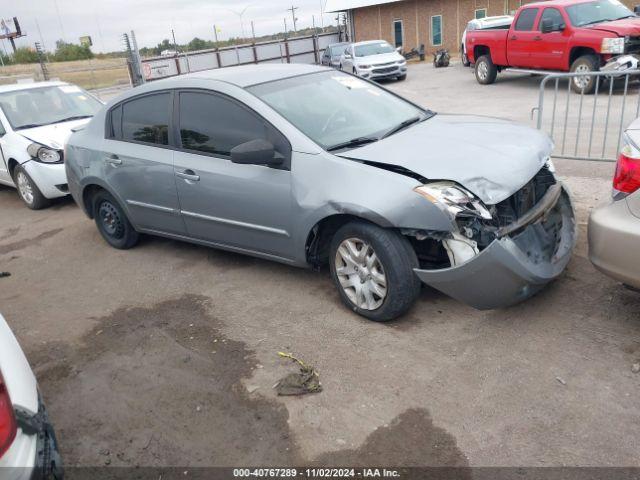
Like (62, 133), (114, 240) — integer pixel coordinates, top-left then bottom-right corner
(285, 38), (291, 63)
(312, 35), (319, 64)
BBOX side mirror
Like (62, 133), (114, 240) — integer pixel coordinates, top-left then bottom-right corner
(344, 53), (352, 59)
(541, 18), (554, 33)
(231, 139), (281, 166)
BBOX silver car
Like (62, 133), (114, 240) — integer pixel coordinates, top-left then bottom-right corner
(340, 40), (407, 81)
(65, 64), (576, 321)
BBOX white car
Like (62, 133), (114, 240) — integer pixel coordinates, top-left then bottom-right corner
(339, 40), (407, 81)
(0, 81), (103, 209)
(461, 15), (513, 66)
(0, 314), (63, 479)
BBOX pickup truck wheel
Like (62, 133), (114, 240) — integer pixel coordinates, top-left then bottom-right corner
(461, 46), (470, 67)
(329, 221), (421, 322)
(475, 55), (497, 85)
(570, 55), (599, 94)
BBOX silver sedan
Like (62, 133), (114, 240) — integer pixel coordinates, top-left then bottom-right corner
(65, 64), (575, 321)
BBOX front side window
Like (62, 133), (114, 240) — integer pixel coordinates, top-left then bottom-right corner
(178, 91), (288, 158)
(431, 16), (443, 46)
(354, 42), (395, 57)
(248, 70), (431, 151)
(540, 8), (565, 31)
(566, 0), (634, 27)
(515, 8), (539, 31)
(0, 85), (102, 130)
(118, 92), (170, 145)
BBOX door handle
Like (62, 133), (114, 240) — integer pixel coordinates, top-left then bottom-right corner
(533, 36), (542, 41)
(104, 154), (122, 166)
(176, 169), (200, 182)
(510, 35), (518, 40)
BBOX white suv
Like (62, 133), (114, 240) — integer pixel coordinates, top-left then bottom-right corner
(0, 314), (63, 479)
(0, 81), (103, 209)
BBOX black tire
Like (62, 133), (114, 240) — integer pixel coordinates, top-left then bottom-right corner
(397, 74), (407, 81)
(329, 221), (421, 322)
(12, 164), (50, 210)
(461, 46), (470, 67)
(92, 190), (139, 249)
(475, 54), (498, 85)
(570, 54), (599, 94)
(352, 67), (358, 76)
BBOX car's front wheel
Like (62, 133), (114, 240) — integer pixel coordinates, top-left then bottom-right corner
(13, 165), (50, 210)
(570, 55), (599, 94)
(329, 221), (421, 322)
(93, 190), (139, 249)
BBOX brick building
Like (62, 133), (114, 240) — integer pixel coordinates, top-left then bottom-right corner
(325, 0), (639, 55)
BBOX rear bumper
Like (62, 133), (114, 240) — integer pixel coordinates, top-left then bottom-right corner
(589, 197), (640, 289)
(1, 395), (64, 480)
(415, 187), (576, 309)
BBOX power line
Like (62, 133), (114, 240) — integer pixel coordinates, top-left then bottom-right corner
(52, 0), (67, 42)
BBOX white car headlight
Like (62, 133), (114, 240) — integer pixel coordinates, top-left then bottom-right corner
(414, 182), (492, 220)
(601, 37), (625, 54)
(27, 143), (62, 164)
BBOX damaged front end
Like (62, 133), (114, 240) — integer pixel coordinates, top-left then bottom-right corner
(407, 164), (576, 309)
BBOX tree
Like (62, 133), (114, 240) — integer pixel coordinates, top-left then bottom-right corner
(53, 40), (94, 62)
(12, 47), (39, 64)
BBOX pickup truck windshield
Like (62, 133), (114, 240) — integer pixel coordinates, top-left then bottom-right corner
(354, 42), (395, 57)
(566, 0), (634, 27)
(249, 71), (431, 151)
(0, 85), (102, 130)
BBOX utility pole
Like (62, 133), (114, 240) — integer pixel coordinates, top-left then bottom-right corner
(287, 5), (299, 33)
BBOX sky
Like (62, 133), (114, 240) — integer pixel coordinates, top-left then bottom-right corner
(3, 0), (339, 53)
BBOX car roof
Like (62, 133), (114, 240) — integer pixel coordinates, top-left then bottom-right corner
(179, 63), (331, 88)
(0, 80), (69, 93)
(352, 40), (391, 47)
(525, 0), (594, 8)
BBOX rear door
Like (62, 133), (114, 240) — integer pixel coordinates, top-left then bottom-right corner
(172, 89), (294, 260)
(507, 7), (541, 68)
(534, 7), (570, 70)
(102, 91), (186, 235)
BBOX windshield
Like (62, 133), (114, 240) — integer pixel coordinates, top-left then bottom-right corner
(566, 0), (634, 27)
(354, 42), (395, 57)
(330, 45), (347, 55)
(0, 85), (102, 130)
(249, 71), (431, 151)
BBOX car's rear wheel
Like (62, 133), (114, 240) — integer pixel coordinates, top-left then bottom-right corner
(475, 55), (497, 85)
(93, 190), (139, 249)
(13, 165), (50, 210)
(329, 221), (421, 322)
(570, 55), (599, 94)
(461, 46), (470, 67)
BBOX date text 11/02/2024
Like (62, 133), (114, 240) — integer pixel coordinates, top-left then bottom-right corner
(232, 469), (401, 478)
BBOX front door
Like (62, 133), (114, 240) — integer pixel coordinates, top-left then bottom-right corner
(534, 7), (570, 70)
(173, 90), (294, 261)
(507, 7), (541, 68)
(102, 91), (185, 235)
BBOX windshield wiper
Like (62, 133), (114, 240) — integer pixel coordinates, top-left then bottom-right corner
(50, 115), (92, 124)
(381, 116), (424, 139)
(326, 136), (379, 152)
(15, 123), (47, 130)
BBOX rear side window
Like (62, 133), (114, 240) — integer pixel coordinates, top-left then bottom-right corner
(115, 92), (170, 145)
(515, 8), (539, 31)
(178, 91), (289, 159)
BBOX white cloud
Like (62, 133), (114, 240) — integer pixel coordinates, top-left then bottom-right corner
(5, 0), (338, 53)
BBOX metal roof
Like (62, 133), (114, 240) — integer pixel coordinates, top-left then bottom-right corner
(325, 0), (404, 13)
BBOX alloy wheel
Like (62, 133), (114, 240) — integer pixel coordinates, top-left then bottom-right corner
(335, 238), (387, 311)
(573, 64), (592, 90)
(477, 61), (489, 81)
(16, 171), (34, 205)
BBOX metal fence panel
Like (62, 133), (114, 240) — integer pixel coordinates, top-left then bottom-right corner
(535, 70), (640, 162)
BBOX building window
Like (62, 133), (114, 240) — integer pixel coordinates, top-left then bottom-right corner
(393, 20), (403, 48)
(475, 8), (487, 19)
(431, 15), (442, 46)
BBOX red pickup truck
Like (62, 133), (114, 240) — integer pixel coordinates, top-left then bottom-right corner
(465, 0), (640, 93)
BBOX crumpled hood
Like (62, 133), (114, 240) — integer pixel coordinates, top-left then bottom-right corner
(355, 52), (403, 66)
(588, 18), (640, 37)
(18, 117), (91, 149)
(339, 114), (553, 205)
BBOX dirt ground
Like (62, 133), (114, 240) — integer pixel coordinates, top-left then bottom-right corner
(1, 61), (639, 470)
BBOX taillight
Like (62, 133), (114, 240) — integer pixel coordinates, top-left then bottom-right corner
(614, 135), (640, 195)
(0, 372), (17, 458)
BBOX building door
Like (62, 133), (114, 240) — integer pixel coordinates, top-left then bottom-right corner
(393, 20), (403, 48)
